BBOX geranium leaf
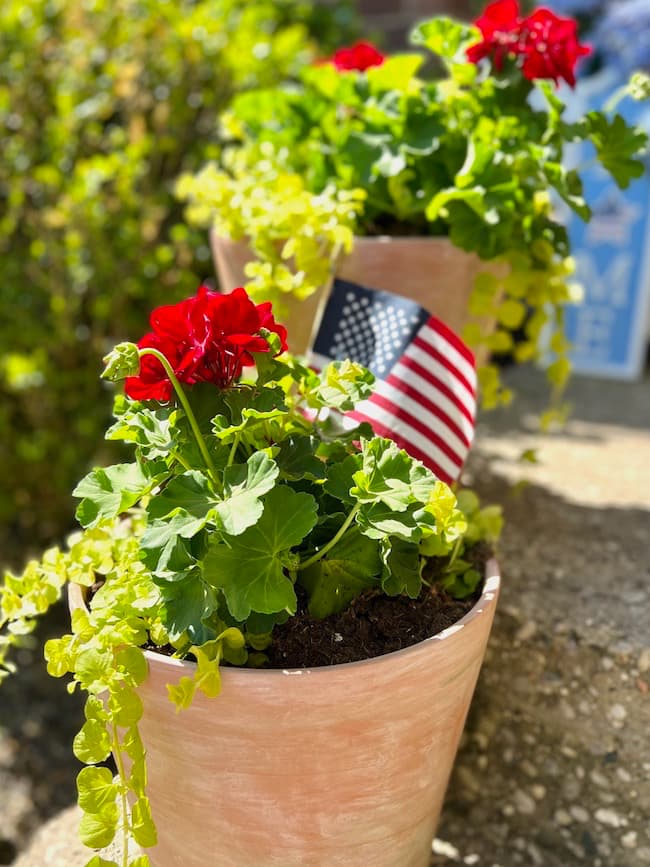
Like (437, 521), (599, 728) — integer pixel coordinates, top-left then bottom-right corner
(215, 452), (279, 535)
(357, 501), (422, 542)
(300, 527), (381, 619)
(203, 486), (318, 620)
(106, 401), (178, 459)
(381, 538), (422, 597)
(366, 54), (424, 92)
(73, 464), (153, 528)
(586, 112), (647, 189)
(275, 436), (326, 481)
(140, 514), (204, 580)
(147, 470), (216, 521)
(158, 575), (217, 642)
(351, 438), (414, 511)
(212, 386), (288, 441)
(411, 17), (475, 63)
(323, 454), (361, 504)
(310, 360), (375, 411)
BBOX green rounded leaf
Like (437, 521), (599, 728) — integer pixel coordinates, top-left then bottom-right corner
(77, 766), (118, 814)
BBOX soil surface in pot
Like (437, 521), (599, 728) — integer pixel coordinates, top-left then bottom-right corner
(265, 544), (489, 669)
(137, 545), (490, 669)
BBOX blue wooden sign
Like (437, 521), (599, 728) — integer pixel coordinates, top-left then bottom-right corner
(558, 69), (650, 379)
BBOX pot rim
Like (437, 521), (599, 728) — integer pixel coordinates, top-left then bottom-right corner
(68, 558), (500, 677)
(211, 231), (466, 248)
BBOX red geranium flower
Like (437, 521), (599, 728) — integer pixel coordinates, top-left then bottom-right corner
(519, 8), (590, 87)
(125, 286), (288, 401)
(331, 41), (385, 72)
(466, 0), (522, 70)
(467, 0), (590, 87)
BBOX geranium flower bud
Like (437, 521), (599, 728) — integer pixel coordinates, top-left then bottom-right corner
(102, 342), (141, 382)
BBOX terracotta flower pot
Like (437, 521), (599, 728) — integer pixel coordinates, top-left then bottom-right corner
(210, 233), (330, 356)
(211, 232), (503, 359)
(69, 560), (500, 867)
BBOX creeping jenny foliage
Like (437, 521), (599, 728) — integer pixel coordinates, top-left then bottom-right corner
(1, 341), (501, 864)
(0, 0), (358, 560)
(180, 16), (648, 412)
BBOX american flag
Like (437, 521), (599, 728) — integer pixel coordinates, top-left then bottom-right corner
(310, 278), (477, 484)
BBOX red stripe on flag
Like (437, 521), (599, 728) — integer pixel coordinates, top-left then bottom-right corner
(427, 315), (476, 367)
(412, 335), (475, 399)
(398, 355), (475, 425)
(383, 373), (472, 450)
(362, 392), (464, 469)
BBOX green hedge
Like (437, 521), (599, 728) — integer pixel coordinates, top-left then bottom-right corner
(0, 0), (357, 563)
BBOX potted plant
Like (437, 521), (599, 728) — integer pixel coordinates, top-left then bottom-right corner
(1, 283), (502, 867)
(177, 0), (648, 409)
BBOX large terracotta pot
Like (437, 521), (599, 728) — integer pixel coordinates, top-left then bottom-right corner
(211, 232), (503, 357)
(70, 560), (500, 867)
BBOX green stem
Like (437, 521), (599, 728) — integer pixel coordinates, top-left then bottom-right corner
(447, 535), (463, 571)
(138, 348), (218, 482)
(170, 449), (192, 473)
(226, 433), (240, 469)
(297, 504), (360, 571)
(111, 722), (130, 867)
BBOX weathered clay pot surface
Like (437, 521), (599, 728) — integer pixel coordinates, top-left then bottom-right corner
(89, 561), (500, 867)
(337, 236), (501, 339)
(210, 233), (329, 356)
(210, 233), (502, 360)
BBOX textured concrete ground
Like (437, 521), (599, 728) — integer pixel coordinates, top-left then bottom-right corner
(3, 363), (649, 867)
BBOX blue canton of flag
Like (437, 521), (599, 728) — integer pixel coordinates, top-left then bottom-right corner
(311, 278), (477, 484)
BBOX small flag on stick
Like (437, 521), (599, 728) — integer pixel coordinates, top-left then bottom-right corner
(310, 278), (477, 484)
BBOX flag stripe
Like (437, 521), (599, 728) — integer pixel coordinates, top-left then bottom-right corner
(349, 405), (459, 483)
(388, 362), (475, 444)
(412, 332), (476, 399)
(426, 316), (476, 368)
(397, 353), (476, 425)
(357, 390), (464, 471)
(377, 374), (472, 451)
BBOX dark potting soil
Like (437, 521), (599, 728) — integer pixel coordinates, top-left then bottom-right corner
(140, 544), (491, 669)
(264, 543), (491, 669)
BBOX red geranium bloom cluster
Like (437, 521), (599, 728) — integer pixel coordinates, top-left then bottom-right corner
(467, 0), (590, 87)
(125, 286), (288, 401)
(330, 41), (386, 72)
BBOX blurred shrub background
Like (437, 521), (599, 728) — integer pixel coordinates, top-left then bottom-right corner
(0, 0), (358, 565)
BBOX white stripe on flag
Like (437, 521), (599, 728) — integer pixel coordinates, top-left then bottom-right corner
(389, 360), (476, 445)
(372, 379), (467, 462)
(352, 399), (462, 481)
(403, 343), (476, 418)
(418, 323), (477, 390)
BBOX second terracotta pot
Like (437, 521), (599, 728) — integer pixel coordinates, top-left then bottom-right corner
(211, 232), (503, 357)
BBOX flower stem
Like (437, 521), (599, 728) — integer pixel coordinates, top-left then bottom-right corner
(226, 433), (240, 468)
(111, 721), (130, 867)
(170, 449), (193, 473)
(297, 504), (360, 571)
(138, 348), (218, 482)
